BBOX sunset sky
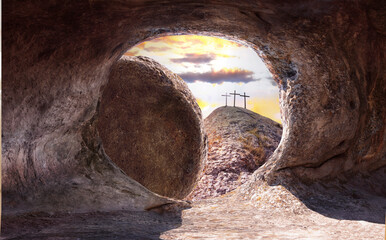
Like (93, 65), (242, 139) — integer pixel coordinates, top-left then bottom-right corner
(125, 35), (281, 123)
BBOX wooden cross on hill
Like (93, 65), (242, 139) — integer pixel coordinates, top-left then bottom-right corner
(239, 92), (250, 109)
(221, 93), (231, 106)
(229, 90), (240, 107)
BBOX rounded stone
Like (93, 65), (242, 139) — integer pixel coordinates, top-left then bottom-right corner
(97, 56), (207, 199)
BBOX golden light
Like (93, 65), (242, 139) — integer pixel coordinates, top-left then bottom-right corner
(125, 35), (281, 122)
(249, 97), (282, 124)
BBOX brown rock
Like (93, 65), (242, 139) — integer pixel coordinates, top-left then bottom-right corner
(187, 107), (282, 200)
(97, 56), (207, 199)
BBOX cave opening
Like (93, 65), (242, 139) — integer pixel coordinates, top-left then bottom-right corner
(101, 34), (283, 201)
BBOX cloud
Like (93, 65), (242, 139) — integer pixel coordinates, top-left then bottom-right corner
(266, 76), (278, 86)
(134, 42), (146, 50)
(216, 53), (236, 58)
(184, 38), (206, 45)
(149, 37), (186, 45)
(170, 53), (216, 64)
(155, 36), (205, 46)
(145, 35), (242, 50)
(124, 50), (139, 56)
(179, 68), (256, 84)
(143, 46), (172, 52)
(252, 76), (277, 86)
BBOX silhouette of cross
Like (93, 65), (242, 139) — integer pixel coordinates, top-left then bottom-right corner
(229, 90), (240, 107)
(239, 92), (250, 109)
(221, 93), (231, 106)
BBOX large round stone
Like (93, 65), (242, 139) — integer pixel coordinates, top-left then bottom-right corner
(97, 56), (207, 199)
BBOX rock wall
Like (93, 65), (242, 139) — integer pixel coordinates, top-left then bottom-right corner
(97, 56), (206, 199)
(3, 0), (385, 213)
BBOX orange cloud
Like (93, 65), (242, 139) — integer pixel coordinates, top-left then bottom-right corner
(124, 50), (139, 56)
(149, 36), (186, 45)
(124, 35), (244, 59)
(135, 42), (147, 50)
(216, 53), (236, 58)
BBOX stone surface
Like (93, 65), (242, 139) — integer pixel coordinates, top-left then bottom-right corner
(3, 188), (385, 239)
(187, 107), (282, 200)
(97, 56), (207, 199)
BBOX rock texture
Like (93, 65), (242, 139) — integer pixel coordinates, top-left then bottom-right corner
(97, 56), (207, 199)
(3, 0), (385, 225)
(188, 107), (282, 200)
(3, 194), (385, 240)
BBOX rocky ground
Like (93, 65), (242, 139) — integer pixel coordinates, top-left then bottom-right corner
(187, 106), (282, 201)
(3, 186), (385, 240)
(163, 195), (385, 240)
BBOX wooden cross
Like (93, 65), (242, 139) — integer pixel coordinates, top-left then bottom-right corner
(239, 92), (250, 109)
(221, 93), (231, 106)
(229, 90), (240, 107)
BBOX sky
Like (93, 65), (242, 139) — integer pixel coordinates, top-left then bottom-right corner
(125, 35), (281, 123)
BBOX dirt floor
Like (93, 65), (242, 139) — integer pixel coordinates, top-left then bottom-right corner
(3, 184), (385, 240)
(163, 197), (385, 240)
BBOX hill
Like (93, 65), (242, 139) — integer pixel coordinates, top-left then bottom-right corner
(187, 106), (282, 200)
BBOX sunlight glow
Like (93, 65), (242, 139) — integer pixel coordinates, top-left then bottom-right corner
(125, 35), (281, 123)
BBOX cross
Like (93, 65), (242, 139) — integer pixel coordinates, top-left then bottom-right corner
(229, 90), (240, 107)
(221, 93), (231, 106)
(239, 92), (250, 109)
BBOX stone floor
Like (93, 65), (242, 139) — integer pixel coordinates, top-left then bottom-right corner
(3, 188), (385, 240)
(162, 196), (385, 240)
